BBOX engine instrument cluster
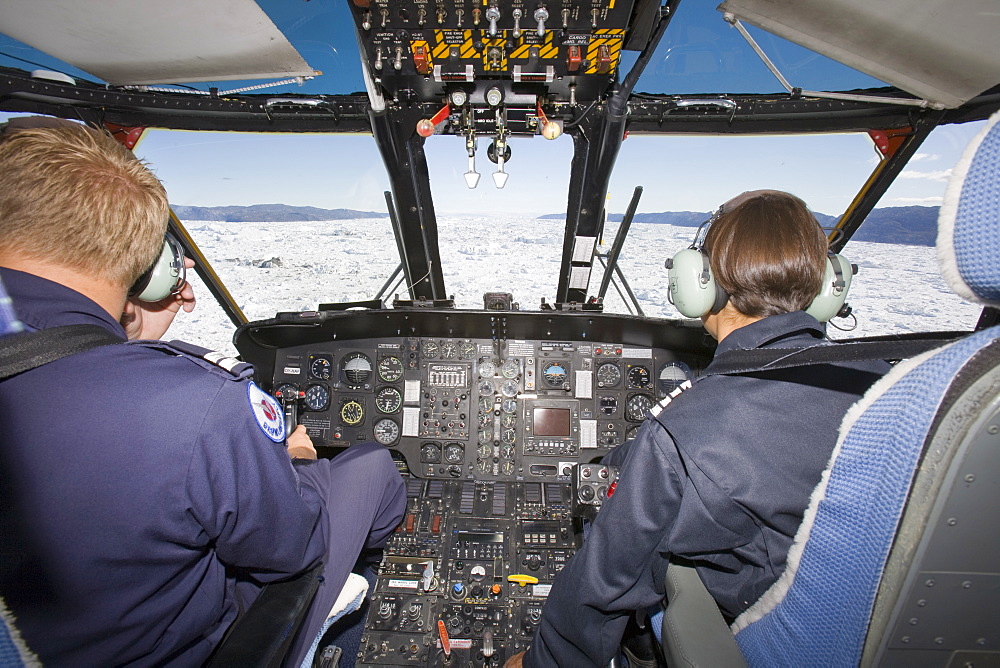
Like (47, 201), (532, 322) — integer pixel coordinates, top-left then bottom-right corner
(270, 335), (692, 479)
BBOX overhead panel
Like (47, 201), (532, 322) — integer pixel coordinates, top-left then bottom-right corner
(0, 0), (316, 85)
(720, 0), (1000, 109)
(350, 0), (641, 104)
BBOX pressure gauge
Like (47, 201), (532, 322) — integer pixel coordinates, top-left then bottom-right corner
(373, 418), (400, 445)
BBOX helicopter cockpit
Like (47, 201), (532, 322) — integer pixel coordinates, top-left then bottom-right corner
(1, 0), (999, 665)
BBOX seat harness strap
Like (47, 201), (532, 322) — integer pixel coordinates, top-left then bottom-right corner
(0, 324), (122, 381)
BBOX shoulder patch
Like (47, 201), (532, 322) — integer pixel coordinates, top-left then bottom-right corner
(247, 382), (285, 442)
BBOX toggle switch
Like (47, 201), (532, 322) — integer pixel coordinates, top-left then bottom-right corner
(567, 45), (582, 72)
(486, 5), (501, 36)
(512, 8), (522, 38)
(534, 6), (549, 37)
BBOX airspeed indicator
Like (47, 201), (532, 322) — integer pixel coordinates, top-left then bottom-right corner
(377, 356), (403, 382)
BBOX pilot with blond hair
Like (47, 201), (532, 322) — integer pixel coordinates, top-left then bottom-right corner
(0, 120), (405, 665)
(509, 190), (889, 667)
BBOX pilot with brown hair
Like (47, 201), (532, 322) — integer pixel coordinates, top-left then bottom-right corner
(509, 190), (889, 667)
(0, 120), (405, 665)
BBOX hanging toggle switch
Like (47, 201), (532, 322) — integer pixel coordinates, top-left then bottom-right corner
(561, 7), (570, 28)
(464, 132), (480, 189)
(393, 46), (403, 70)
(489, 137), (511, 189)
(512, 8), (523, 38)
(380, 7), (389, 26)
(455, 7), (464, 26)
(418, 7), (426, 25)
(534, 5), (549, 37)
(591, 7), (599, 28)
(374, 46), (384, 71)
(362, 11), (372, 30)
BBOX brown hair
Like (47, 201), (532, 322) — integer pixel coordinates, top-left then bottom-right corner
(703, 191), (828, 318)
(0, 122), (168, 289)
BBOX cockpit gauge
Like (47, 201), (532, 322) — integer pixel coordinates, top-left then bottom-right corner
(375, 386), (403, 413)
(373, 418), (400, 445)
(479, 380), (495, 397)
(459, 341), (477, 359)
(478, 428), (493, 445)
(440, 341), (458, 359)
(500, 359), (520, 379)
(444, 442), (464, 464)
(309, 355), (332, 381)
(659, 361), (692, 394)
(596, 362), (621, 388)
(501, 413), (516, 429)
(421, 340), (440, 358)
(377, 355), (404, 383)
(501, 379), (519, 397)
(542, 362), (568, 388)
(479, 396), (495, 412)
(499, 443), (515, 459)
(421, 441), (442, 463)
(341, 352), (373, 387)
(476, 458), (492, 475)
(303, 384), (330, 412)
(625, 393), (655, 422)
(599, 396), (619, 416)
(625, 425), (641, 442)
(340, 399), (364, 426)
(479, 413), (494, 428)
(274, 383), (300, 403)
(500, 460), (516, 476)
(501, 398), (517, 414)
(479, 358), (497, 378)
(501, 428), (516, 444)
(627, 365), (651, 389)
(478, 443), (494, 459)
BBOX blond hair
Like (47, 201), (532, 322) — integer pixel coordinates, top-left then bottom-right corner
(0, 123), (168, 288)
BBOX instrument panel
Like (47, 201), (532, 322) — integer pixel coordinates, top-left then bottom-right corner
(269, 335), (696, 480)
(238, 308), (710, 667)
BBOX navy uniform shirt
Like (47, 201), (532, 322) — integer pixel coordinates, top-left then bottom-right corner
(524, 311), (889, 667)
(0, 267), (328, 665)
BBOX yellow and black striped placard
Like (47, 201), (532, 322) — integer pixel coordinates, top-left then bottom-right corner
(509, 31), (558, 60)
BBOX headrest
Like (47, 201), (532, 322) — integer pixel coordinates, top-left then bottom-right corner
(937, 109), (1000, 307)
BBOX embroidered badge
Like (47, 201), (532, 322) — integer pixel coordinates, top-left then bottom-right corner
(248, 382), (285, 442)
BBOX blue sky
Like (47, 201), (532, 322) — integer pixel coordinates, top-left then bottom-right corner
(0, 113), (983, 218)
(123, 120), (983, 217)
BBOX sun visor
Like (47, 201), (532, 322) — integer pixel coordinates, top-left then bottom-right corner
(718, 0), (1000, 109)
(0, 0), (317, 85)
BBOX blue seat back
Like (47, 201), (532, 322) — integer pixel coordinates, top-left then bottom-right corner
(732, 110), (1000, 666)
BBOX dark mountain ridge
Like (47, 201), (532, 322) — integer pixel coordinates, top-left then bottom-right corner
(539, 205), (940, 246)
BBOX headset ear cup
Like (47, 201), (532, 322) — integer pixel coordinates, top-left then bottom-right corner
(668, 248), (722, 318)
(806, 254), (853, 322)
(132, 236), (185, 302)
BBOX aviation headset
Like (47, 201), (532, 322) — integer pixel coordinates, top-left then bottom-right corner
(665, 208), (854, 323)
(128, 233), (186, 302)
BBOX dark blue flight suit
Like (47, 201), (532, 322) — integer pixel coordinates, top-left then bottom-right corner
(524, 311), (889, 667)
(0, 267), (406, 666)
